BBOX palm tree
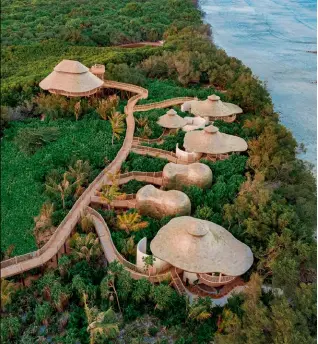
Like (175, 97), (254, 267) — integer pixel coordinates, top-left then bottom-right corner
(83, 293), (119, 344)
(109, 112), (126, 145)
(117, 211), (148, 234)
(187, 298), (212, 322)
(68, 160), (91, 183)
(142, 255), (156, 277)
(136, 124), (153, 139)
(96, 95), (119, 121)
(74, 100), (81, 121)
(34, 202), (54, 233)
(121, 236), (136, 258)
(1, 279), (16, 311)
(136, 116), (149, 128)
(80, 215), (94, 233)
(45, 172), (80, 209)
(100, 184), (126, 209)
(69, 232), (102, 262)
(68, 160), (91, 198)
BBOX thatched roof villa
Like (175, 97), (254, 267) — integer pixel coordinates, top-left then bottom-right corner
(39, 60), (104, 97)
(183, 124), (247, 161)
(150, 216), (253, 288)
(182, 94), (242, 123)
(157, 109), (187, 129)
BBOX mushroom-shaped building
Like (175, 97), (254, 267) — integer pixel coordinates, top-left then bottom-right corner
(157, 109), (187, 131)
(183, 95), (242, 123)
(136, 185), (191, 219)
(39, 60), (104, 97)
(183, 124), (247, 161)
(163, 162), (212, 190)
(150, 216), (253, 288)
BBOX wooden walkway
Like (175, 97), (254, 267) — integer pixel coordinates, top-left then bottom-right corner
(134, 97), (197, 112)
(0, 81), (196, 279)
(1, 80), (245, 301)
(0, 81), (148, 278)
(131, 144), (199, 165)
(87, 207), (171, 282)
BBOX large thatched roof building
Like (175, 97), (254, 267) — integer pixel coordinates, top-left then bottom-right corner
(183, 125), (248, 156)
(39, 60), (104, 97)
(183, 95), (242, 123)
(157, 109), (187, 129)
(151, 216), (253, 276)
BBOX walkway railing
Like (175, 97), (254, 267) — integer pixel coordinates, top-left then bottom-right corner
(0, 82), (210, 281)
(171, 267), (187, 295)
(87, 207), (171, 282)
(1, 80), (147, 278)
(197, 273), (237, 286)
(131, 144), (199, 164)
(104, 171), (163, 186)
(134, 97), (197, 112)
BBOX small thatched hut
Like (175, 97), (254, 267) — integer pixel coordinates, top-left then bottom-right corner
(150, 216), (253, 286)
(183, 124), (247, 161)
(183, 95), (242, 123)
(39, 60), (104, 97)
(157, 109), (187, 129)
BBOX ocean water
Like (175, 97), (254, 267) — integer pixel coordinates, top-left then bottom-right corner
(200, 0), (317, 168)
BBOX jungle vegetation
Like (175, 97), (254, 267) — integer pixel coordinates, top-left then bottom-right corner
(1, 0), (316, 343)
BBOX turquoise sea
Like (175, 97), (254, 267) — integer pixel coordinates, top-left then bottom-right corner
(200, 0), (317, 168)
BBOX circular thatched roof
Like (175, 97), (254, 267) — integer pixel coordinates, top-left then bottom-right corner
(157, 109), (187, 129)
(188, 94), (242, 118)
(183, 125), (248, 154)
(150, 216), (253, 275)
(39, 60), (104, 96)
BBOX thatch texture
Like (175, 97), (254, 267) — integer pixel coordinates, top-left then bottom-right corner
(136, 185), (191, 219)
(163, 162), (212, 190)
(182, 116), (207, 132)
(183, 125), (248, 154)
(185, 95), (242, 118)
(39, 60), (104, 96)
(150, 216), (253, 275)
(157, 109), (187, 129)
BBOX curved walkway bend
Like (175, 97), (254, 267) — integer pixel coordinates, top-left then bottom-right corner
(0, 82), (196, 279)
(87, 207), (171, 283)
(0, 81), (147, 279)
(134, 97), (197, 112)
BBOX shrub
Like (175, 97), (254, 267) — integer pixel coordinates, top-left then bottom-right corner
(14, 126), (59, 154)
(35, 301), (52, 325)
(149, 326), (159, 336)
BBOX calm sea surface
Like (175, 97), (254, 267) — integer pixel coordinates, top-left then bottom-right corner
(200, 0), (317, 168)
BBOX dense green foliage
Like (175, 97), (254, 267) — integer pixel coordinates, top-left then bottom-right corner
(1, 113), (121, 255)
(1, 259), (220, 344)
(1, 0), (316, 342)
(1, 0), (201, 47)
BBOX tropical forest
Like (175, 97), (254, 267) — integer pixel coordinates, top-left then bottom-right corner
(1, 0), (316, 343)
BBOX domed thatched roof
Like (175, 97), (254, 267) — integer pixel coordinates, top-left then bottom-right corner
(136, 185), (191, 219)
(39, 60), (104, 96)
(150, 216), (253, 275)
(183, 125), (248, 154)
(163, 162), (212, 190)
(188, 95), (242, 118)
(157, 109), (187, 129)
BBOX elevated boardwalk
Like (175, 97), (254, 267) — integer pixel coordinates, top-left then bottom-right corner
(134, 97), (197, 112)
(0, 80), (196, 279)
(131, 143), (199, 164)
(1, 81), (148, 279)
(87, 207), (171, 283)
